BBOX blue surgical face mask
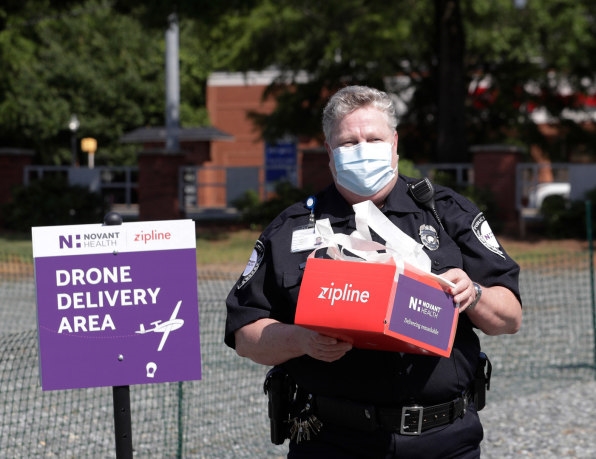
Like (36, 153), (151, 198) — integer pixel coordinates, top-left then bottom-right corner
(332, 141), (397, 197)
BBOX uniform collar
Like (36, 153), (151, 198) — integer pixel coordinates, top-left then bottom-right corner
(317, 176), (422, 224)
(317, 185), (354, 225)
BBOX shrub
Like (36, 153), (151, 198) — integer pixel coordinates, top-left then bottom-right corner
(1, 176), (108, 232)
(232, 159), (501, 231)
(232, 181), (313, 228)
(540, 186), (596, 239)
(430, 172), (498, 229)
(398, 158), (421, 178)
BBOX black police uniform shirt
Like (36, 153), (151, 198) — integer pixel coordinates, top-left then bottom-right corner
(225, 175), (521, 406)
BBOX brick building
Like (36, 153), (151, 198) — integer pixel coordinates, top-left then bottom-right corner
(206, 71), (331, 195)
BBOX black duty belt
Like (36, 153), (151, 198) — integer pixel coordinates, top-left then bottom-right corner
(312, 391), (472, 436)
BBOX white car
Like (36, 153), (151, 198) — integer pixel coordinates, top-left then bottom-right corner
(528, 182), (571, 209)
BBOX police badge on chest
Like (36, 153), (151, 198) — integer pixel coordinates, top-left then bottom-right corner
(419, 224), (439, 251)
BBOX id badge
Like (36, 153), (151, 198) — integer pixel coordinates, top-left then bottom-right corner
(291, 226), (323, 253)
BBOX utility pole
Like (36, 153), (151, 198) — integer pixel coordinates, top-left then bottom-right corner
(165, 13), (180, 152)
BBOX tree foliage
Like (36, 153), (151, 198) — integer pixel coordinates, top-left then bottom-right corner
(0, 0), (209, 165)
(201, 0), (596, 162)
(0, 0), (595, 165)
(1, 176), (108, 231)
(463, 0), (596, 160)
(207, 0), (432, 146)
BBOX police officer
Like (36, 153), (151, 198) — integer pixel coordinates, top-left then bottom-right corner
(225, 85), (522, 458)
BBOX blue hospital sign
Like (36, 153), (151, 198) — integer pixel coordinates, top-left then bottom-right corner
(265, 141), (297, 185)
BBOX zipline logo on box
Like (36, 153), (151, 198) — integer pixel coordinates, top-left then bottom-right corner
(317, 282), (370, 306)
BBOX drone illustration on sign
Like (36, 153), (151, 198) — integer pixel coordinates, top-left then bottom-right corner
(136, 300), (184, 351)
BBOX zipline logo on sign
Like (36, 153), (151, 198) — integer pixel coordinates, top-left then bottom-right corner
(32, 219), (201, 391)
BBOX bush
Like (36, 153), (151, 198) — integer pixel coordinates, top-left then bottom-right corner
(233, 160), (422, 228)
(398, 158), (421, 178)
(1, 176), (109, 232)
(232, 181), (313, 228)
(540, 187), (596, 239)
(233, 160), (500, 231)
(430, 172), (498, 229)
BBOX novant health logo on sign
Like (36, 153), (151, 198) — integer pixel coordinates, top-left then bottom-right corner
(59, 231), (121, 250)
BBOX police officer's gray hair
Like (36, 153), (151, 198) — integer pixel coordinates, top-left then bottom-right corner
(322, 85), (398, 142)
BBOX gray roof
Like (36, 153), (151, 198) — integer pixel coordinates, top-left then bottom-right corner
(120, 126), (233, 143)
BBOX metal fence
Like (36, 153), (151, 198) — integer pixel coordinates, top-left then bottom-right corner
(22, 162), (596, 227)
(24, 165), (139, 212)
(1, 234), (595, 458)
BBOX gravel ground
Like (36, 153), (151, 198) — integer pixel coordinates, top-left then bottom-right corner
(480, 378), (596, 458)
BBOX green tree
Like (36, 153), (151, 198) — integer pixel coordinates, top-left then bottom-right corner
(1, 0), (595, 165)
(464, 0), (596, 161)
(0, 1), (210, 165)
(185, 0), (596, 162)
(209, 1), (431, 145)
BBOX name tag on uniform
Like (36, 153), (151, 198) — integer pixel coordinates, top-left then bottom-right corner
(291, 226), (323, 253)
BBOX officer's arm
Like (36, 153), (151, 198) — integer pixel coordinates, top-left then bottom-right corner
(442, 268), (522, 336)
(464, 285), (522, 336)
(235, 318), (353, 365)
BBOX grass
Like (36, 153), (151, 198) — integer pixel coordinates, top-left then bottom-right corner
(498, 236), (589, 260)
(0, 232), (34, 259)
(0, 228), (590, 266)
(196, 228), (259, 266)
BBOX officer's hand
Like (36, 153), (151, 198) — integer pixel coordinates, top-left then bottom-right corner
(302, 329), (353, 362)
(440, 268), (477, 312)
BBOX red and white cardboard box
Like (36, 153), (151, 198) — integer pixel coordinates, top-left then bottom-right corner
(295, 257), (458, 357)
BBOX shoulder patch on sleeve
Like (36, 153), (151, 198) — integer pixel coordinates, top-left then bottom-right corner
(236, 240), (265, 289)
(472, 213), (505, 260)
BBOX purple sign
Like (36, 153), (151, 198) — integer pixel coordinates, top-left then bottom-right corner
(388, 274), (455, 351)
(33, 220), (201, 391)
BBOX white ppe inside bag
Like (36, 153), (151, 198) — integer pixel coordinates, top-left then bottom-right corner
(314, 200), (431, 271)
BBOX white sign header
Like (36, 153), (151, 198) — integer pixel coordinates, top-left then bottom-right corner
(32, 219), (196, 258)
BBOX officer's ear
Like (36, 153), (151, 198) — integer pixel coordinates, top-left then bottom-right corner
(325, 142), (336, 173)
(324, 141), (333, 158)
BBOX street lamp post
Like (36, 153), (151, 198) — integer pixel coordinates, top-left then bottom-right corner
(69, 114), (80, 167)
